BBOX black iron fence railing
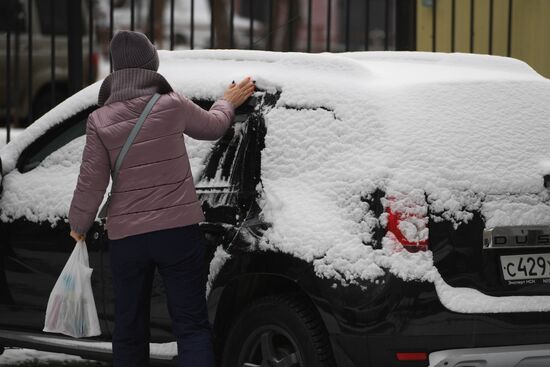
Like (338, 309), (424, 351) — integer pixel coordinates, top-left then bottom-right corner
(2, 0), (415, 144)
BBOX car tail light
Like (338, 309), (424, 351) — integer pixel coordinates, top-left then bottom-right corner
(384, 194), (429, 252)
(396, 352), (428, 361)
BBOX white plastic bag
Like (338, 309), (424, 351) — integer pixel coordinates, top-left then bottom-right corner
(43, 240), (101, 338)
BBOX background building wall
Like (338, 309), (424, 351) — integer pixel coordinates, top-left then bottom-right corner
(416, 0), (550, 78)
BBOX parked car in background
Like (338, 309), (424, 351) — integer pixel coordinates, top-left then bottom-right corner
(112, 0), (265, 50)
(1, 50), (550, 367)
(0, 0), (98, 127)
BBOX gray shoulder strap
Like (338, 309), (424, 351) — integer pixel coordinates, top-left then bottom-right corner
(112, 93), (161, 185)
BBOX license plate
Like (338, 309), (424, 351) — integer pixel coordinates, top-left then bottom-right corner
(500, 253), (550, 283)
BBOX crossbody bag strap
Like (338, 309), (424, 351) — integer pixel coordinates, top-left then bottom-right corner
(98, 93), (161, 219)
(111, 92), (161, 185)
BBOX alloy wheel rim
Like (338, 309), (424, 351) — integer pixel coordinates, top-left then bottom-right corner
(239, 324), (303, 367)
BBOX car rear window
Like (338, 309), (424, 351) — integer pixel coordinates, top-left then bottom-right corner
(18, 107), (94, 173)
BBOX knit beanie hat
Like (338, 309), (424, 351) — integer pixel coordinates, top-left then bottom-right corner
(110, 30), (159, 71)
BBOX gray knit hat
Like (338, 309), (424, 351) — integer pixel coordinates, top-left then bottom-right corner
(110, 30), (159, 71)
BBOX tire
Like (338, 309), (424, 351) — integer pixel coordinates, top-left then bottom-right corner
(221, 294), (335, 367)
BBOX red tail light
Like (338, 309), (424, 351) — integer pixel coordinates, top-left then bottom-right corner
(384, 195), (429, 252)
(396, 352), (428, 361)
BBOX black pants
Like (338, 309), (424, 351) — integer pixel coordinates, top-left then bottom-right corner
(109, 224), (214, 367)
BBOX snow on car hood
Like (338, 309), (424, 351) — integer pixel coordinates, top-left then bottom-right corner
(2, 50), (550, 313)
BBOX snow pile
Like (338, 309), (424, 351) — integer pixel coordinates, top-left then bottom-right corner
(8, 335), (177, 360)
(434, 273), (550, 313)
(0, 347), (95, 365)
(344, 51), (543, 85)
(2, 51), (550, 313)
(482, 192), (550, 227)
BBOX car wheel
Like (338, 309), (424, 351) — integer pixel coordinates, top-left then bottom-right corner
(221, 294), (335, 367)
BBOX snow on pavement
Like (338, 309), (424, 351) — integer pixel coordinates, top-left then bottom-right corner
(0, 347), (106, 365)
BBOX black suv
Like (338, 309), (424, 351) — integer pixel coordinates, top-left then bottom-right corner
(1, 51), (550, 367)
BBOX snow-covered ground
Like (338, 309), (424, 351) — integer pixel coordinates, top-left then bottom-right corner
(0, 347), (108, 366)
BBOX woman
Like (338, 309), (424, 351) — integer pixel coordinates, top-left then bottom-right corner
(68, 30), (255, 367)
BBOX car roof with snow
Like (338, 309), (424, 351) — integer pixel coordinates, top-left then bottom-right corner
(3, 49), (547, 172)
(2, 51), (550, 313)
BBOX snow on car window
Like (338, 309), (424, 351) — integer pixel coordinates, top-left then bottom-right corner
(0, 132), (214, 225)
(0, 135), (88, 223)
(40, 136), (86, 169)
(0, 81), (101, 173)
(184, 135), (215, 185)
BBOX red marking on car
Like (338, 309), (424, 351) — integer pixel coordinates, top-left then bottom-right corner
(386, 197), (428, 253)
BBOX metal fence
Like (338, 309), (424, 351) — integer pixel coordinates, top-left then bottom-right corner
(431, 0), (514, 55)
(2, 0), (416, 144)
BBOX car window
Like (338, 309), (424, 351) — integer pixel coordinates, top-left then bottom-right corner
(197, 104), (255, 188)
(193, 97), (266, 225)
(195, 119), (248, 224)
(0, 0), (25, 32)
(17, 107), (96, 173)
(201, 122), (244, 184)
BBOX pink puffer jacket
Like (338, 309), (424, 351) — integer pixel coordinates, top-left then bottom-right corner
(69, 91), (235, 240)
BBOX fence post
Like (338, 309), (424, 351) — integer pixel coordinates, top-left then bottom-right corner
(67, 0), (83, 95)
(395, 0), (416, 51)
(27, 0), (33, 124)
(6, 29), (11, 143)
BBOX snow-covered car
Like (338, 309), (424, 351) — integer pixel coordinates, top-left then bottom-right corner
(1, 50), (550, 367)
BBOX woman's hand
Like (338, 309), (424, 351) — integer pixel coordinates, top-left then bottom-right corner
(223, 77), (256, 108)
(70, 230), (86, 242)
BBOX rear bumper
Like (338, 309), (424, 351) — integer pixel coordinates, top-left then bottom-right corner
(429, 344), (550, 367)
(326, 276), (550, 367)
